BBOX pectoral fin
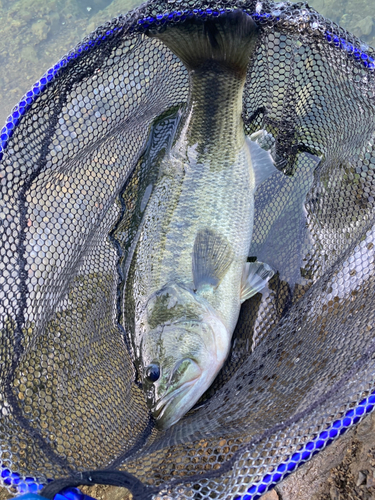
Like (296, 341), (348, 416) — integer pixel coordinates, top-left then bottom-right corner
(246, 135), (278, 188)
(240, 261), (274, 303)
(193, 229), (234, 290)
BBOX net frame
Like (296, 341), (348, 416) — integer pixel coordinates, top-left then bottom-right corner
(0, 1), (374, 499)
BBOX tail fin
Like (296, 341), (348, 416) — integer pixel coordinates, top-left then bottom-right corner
(147, 10), (259, 75)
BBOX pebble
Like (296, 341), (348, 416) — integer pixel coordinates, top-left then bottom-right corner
(356, 414), (373, 437)
(31, 20), (50, 42)
(357, 470), (367, 487)
(261, 489), (279, 500)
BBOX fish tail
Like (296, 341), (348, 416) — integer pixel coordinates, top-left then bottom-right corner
(147, 10), (259, 76)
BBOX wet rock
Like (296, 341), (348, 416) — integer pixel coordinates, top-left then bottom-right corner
(355, 16), (374, 37)
(17, 8), (34, 23)
(20, 46), (38, 64)
(31, 19), (50, 42)
(48, 11), (61, 32)
(305, 0), (345, 26)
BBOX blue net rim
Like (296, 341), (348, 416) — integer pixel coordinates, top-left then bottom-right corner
(1, 1), (374, 497)
(3, 392), (374, 496)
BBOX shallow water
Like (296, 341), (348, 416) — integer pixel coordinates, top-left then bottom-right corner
(0, 0), (139, 126)
(0, 0), (375, 127)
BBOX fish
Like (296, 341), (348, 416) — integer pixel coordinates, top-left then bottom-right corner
(123, 10), (276, 429)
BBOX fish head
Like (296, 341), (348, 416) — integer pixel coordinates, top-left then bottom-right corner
(139, 284), (229, 429)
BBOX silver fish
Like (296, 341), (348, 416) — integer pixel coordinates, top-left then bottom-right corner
(124, 11), (276, 429)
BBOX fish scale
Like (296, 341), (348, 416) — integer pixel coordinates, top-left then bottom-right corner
(157, 146), (255, 325)
(125, 10), (276, 429)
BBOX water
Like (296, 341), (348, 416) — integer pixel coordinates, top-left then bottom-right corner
(0, 0), (375, 127)
(0, 0), (139, 126)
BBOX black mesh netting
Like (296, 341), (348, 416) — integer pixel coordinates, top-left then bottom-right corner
(1, 1), (375, 499)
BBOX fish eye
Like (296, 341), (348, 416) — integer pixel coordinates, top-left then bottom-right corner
(145, 363), (161, 383)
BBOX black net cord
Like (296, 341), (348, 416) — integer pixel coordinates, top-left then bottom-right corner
(41, 470), (157, 500)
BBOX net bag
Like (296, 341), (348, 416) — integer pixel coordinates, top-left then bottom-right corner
(1, 1), (375, 498)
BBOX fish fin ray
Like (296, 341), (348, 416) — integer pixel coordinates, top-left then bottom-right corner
(147, 11), (259, 75)
(193, 229), (234, 290)
(240, 261), (274, 303)
(246, 136), (278, 188)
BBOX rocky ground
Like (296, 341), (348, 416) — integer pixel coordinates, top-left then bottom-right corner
(305, 0), (375, 44)
(78, 410), (375, 500)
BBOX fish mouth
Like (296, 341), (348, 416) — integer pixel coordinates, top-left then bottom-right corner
(151, 378), (198, 424)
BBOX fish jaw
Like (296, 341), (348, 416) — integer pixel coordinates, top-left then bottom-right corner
(151, 345), (225, 430)
(142, 310), (230, 430)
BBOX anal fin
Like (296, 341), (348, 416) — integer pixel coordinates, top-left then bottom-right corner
(240, 261), (274, 303)
(193, 229), (234, 290)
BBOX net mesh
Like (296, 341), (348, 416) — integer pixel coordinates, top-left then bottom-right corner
(1, 1), (375, 498)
